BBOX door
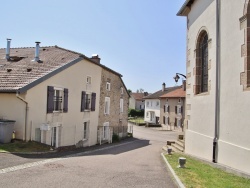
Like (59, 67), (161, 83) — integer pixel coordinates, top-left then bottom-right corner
(103, 122), (109, 140)
(156, 117), (159, 124)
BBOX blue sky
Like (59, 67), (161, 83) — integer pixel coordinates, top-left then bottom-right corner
(1, 0), (186, 93)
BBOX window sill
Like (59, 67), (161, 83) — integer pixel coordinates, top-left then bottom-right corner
(53, 111), (63, 113)
(195, 91), (209, 96)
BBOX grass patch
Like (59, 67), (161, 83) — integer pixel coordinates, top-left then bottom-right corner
(165, 153), (250, 188)
(128, 118), (145, 124)
(0, 140), (51, 153)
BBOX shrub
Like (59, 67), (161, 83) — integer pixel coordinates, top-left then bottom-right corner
(112, 133), (120, 142)
(128, 108), (144, 117)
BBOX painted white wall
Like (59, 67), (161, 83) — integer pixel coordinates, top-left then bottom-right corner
(144, 99), (160, 123)
(185, 0), (217, 161)
(129, 96), (135, 109)
(184, 0), (250, 174)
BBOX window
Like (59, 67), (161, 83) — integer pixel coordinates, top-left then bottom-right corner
(194, 31), (209, 94)
(81, 91), (96, 112)
(47, 86), (68, 113)
(146, 101), (149, 107)
(106, 82), (111, 91)
(87, 76), (91, 84)
(178, 98), (181, 103)
(156, 101), (159, 106)
(85, 93), (91, 110)
(83, 121), (89, 139)
(104, 97), (110, 114)
(54, 89), (63, 111)
(120, 98), (124, 113)
(121, 87), (124, 94)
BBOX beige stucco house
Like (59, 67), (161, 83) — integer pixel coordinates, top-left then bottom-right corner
(0, 40), (129, 148)
(159, 85), (186, 132)
(178, 0), (250, 174)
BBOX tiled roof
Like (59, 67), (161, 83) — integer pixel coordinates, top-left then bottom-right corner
(143, 86), (182, 99)
(131, 93), (144, 100)
(0, 46), (123, 93)
(160, 87), (186, 98)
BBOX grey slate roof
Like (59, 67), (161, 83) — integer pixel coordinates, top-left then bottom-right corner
(0, 46), (123, 93)
(143, 86), (182, 99)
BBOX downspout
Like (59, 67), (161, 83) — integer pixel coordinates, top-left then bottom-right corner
(16, 91), (28, 141)
(213, 0), (221, 163)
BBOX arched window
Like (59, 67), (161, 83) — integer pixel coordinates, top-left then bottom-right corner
(194, 31), (209, 94)
(199, 33), (208, 92)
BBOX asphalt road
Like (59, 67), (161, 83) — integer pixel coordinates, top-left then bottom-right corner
(0, 125), (179, 188)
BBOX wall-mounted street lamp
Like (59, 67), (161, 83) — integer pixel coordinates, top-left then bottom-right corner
(173, 73), (186, 83)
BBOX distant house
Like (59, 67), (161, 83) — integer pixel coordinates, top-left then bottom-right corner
(143, 83), (181, 124)
(159, 84), (186, 132)
(129, 92), (148, 110)
(177, 0), (250, 174)
(0, 40), (129, 148)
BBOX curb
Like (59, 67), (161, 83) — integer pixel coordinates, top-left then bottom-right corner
(161, 153), (185, 188)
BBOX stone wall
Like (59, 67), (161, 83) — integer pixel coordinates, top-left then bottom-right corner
(98, 69), (129, 128)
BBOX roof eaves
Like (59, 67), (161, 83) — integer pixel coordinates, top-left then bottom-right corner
(0, 89), (17, 93)
(18, 57), (83, 93)
(177, 0), (195, 16)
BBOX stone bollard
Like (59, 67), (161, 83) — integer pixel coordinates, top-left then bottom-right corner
(178, 157), (186, 168)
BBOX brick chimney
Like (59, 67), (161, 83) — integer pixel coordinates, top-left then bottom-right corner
(91, 54), (101, 64)
(162, 82), (166, 91)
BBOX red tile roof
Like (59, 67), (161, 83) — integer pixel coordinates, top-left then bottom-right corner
(131, 93), (144, 100)
(160, 87), (186, 98)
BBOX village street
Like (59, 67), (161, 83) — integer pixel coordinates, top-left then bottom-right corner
(0, 125), (179, 188)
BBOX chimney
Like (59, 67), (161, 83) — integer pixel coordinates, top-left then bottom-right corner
(6, 38), (11, 60)
(91, 54), (101, 64)
(33, 41), (40, 62)
(162, 82), (166, 92)
(182, 80), (186, 91)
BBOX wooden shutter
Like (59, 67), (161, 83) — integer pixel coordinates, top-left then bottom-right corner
(81, 91), (86, 112)
(47, 86), (54, 113)
(175, 106), (177, 114)
(175, 118), (177, 126)
(91, 93), (96, 111)
(163, 116), (165, 124)
(163, 105), (165, 113)
(168, 105), (170, 112)
(63, 88), (68, 112)
(181, 106), (183, 113)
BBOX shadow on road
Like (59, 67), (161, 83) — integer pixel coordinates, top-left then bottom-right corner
(3, 138), (150, 160)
